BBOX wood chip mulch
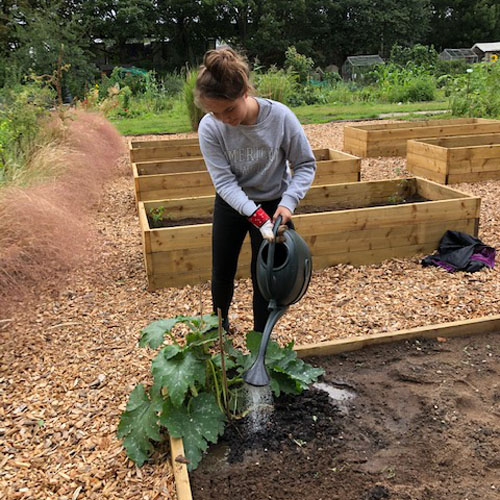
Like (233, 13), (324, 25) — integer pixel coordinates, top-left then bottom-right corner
(1, 120), (499, 499)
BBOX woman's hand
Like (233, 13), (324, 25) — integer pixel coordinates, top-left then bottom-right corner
(273, 205), (292, 225)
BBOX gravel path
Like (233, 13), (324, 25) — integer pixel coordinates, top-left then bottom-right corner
(2, 120), (499, 499)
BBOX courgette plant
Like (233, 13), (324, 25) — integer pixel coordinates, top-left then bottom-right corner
(117, 314), (323, 470)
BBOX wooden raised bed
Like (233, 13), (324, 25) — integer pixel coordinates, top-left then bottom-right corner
(133, 148), (361, 202)
(171, 313), (500, 500)
(407, 133), (500, 184)
(128, 137), (201, 163)
(343, 118), (500, 157)
(138, 177), (480, 290)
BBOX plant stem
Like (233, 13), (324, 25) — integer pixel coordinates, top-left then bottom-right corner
(207, 358), (225, 415)
(217, 308), (231, 420)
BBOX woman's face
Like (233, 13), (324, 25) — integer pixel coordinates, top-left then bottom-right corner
(200, 94), (250, 126)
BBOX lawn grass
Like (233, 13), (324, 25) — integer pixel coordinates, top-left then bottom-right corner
(111, 100), (450, 135)
(111, 110), (192, 135)
(292, 100), (449, 124)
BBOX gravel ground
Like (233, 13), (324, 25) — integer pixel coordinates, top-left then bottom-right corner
(1, 120), (499, 499)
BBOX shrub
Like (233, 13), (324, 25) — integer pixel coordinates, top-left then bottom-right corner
(184, 69), (205, 131)
(284, 46), (315, 84)
(117, 314), (324, 469)
(372, 62), (437, 102)
(448, 62), (500, 118)
(0, 81), (56, 185)
(255, 66), (298, 105)
(390, 43), (438, 69)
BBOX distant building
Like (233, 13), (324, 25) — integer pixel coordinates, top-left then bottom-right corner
(471, 42), (500, 62)
(438, 48), (478, 64)
(341, 55), (384, 81)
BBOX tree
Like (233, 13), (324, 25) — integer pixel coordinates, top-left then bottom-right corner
(7, 1), (98, 97)
(426, 0), (500, 50)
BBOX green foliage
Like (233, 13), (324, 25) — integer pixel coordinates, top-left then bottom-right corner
(184, 70), (205, 132)
(160, 393), (225, 469)
(447, 62), (500, 118)
(255, 66), (298, 105)
(0, 81), (56, 185)
(6, 3), (97, 97)
(284, 46), (315, 85)
(370, 63), (436, 103)
(390, 43), (438, 69)
(116, 385), (163, 466)
(118, 314), (324, 470)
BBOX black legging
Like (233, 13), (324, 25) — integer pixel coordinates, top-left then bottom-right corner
(211, 194), (293, 332)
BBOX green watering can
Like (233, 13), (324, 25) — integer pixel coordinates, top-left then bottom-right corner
(243, 216), (312, 386)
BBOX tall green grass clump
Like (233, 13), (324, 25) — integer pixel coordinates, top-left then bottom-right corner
(0, 81), (57, 186)
(448, 62), (500, 118)
(372, 63), (437, 102)
(184, 69), (205, 131)
(255, 66), (297, 105)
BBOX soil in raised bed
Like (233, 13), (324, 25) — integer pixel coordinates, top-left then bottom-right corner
(148, 195), (429, 228)
(190, 332), (499, 500)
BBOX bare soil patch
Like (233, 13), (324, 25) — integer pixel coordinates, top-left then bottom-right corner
(191, 332), (499, 500)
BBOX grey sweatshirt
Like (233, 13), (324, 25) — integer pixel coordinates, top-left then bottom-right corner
(198, 98), (316, 217)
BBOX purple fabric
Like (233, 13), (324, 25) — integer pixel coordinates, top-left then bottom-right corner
(432, 260), (458, 272)
(470, 247), (496, 268)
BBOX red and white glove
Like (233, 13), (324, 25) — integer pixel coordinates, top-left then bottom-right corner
(248, 206), (274, 242)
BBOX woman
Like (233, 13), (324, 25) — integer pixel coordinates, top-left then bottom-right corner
(195, 47), (316, 333)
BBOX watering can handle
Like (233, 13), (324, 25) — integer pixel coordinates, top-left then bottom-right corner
(266, 215), (283, 301)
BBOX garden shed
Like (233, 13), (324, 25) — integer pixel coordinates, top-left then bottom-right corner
(342, 55), (384, 81)
(438, 48), (478, 64)
(471, 42), (500, 62)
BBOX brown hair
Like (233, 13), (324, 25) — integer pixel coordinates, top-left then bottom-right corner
(195, 47), (255, 105)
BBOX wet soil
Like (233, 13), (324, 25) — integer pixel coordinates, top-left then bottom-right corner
(190, 332), (499, 500)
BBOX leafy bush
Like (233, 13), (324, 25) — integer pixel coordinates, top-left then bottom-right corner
(117, 314), (324, 470)
(390, 43), (438, 69)
(448, 62), (500, 118)
(371, 63), (437, 102)
(184, 69), (205, 131)
(285, 46), (315, 84)
(255, 66), (298, 105)
(0, 81), (56, 185)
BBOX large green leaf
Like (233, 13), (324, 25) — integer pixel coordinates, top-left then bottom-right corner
(139, 314), (219, 349)
(139, 318), (179, 349)
(245, 330), (324, 395)
(117, 384), (163, 466)
(160, 393), (225, 470)
(152, 348), (206, 407)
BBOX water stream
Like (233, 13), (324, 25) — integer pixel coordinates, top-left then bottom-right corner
(243, 383), (274, 433)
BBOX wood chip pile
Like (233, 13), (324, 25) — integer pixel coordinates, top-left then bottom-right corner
(1, 120), (499, 499)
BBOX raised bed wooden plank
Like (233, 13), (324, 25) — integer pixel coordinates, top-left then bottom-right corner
(135, 157), (207, 175)
(133, 148), (361, 202)
(138, 178), (480, 290)
(407, 133), (500, 184)
(130, 143), (202, 163)
(129, 137), (199, 149)
(344, 118), (500, 157)
(294, 315), (500, 358)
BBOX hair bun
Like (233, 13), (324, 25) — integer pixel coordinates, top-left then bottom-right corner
(204, 48), (238, 81)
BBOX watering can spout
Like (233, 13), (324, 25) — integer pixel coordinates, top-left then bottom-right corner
(243, 304), (288, 387)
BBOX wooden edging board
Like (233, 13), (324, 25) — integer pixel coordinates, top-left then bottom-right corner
(170, 314), (500, 500)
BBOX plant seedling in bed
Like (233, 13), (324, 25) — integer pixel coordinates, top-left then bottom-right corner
(117, 313), (323, 470)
